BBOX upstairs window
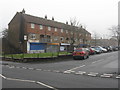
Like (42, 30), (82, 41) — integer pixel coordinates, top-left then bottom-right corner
(61, 29), (63, 33)
(71, 32), (73, 35)
(55, 28), (57, 32)
(30, 33), (36, 39)
(48, 26), (51, 31)
(40, 25), (43, 30)
(31, 23), (35, 29)
(66, 30), (68, 33)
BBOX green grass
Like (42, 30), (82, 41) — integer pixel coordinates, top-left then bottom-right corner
(4, 52), (72, 59)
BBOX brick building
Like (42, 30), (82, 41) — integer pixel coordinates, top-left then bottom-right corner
(8, 10), (91, 53)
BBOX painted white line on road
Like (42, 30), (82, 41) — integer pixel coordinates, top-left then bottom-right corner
(36, 69), (42, 71)
(0, 74), (58, 90)
(52, 70), (60, 73)
(7, 78), (36, 83)
(87, 72), (98, 77)
(16, 67), (20, 69)
(22, 67), (27, 69)
(0, 74), (7, 79)
(36, 81), (58, 90)
(8, 66), (15, 68)
(75, 71), (86, 75)
(63, 71), (71, 74)
(28, 68), (34, 70)
(116, 75), (120, 79)
(43, 70), (51, 72)
(64, 65), (86, 72)
(92, 59), (104, 64)
(100, 74), (113, 78)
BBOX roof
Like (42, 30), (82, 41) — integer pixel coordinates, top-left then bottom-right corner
(22, 13), (72, 30)
(17, 12), (91, 34)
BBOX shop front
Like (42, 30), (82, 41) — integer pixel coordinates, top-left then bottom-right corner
(60, 43), (70, 52)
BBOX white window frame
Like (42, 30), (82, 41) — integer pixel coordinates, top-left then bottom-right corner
(71, 32), (73, 34)
(66, 30), (68, 33)
(60, 37), (64, 41)
(54, 28), (57, 32)
(30, 34), (36, 39)
(54, 36), (58, 41)
(61, 29), (63, 33)
(48, 26), (51, 31)
(31, 23), (35, 29)
(40, 25), (43, 30)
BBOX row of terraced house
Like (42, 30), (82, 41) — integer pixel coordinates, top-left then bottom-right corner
(6, 10), (91, 54)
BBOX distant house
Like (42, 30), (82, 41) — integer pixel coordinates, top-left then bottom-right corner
(7, 9), (91, 54)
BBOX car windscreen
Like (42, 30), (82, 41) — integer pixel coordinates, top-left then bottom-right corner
(74, 49), (83, 52)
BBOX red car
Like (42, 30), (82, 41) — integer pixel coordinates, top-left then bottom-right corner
(89, 48), (96, 55)
(72, 48), (89, 60)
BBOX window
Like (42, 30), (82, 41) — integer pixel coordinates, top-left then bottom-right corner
(30, 34), (36, 39)
(54, 36), (58, 41)
(60, 37), (64, 41)
(55, 28), (57, 32)
(48, 26), (51, 31)
(31, 23), (35, 28)
(40, 25), (43, 30)
(66, 30), (68, 33)
(61, 29), (63, 33)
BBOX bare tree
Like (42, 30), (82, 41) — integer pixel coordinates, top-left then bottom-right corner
(109, 25), (120, 47)
(92, 31), (100, 46)
(2, 28), (8, 39)
(69, 18), (81, 51)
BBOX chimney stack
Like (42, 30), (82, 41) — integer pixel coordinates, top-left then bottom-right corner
(52, 17), (54, 20)
(45, 15), (47, 19)
(21, 8), (25, 14)
(66, 21), (68, 24)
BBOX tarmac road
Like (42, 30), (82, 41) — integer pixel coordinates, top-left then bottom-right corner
(1, 51), (119, 89)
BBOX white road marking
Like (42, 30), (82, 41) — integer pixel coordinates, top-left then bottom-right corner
(87, 72), (98, 77)
(116, 75), (120, 79)
(0, 74), (58, 90)
(75, 71), (86, 75)
(36, 81), (58, 90)
(100, 73), (113, 78)
(16, 67), (20, 69)
(63, 71), (71, 74)
(92, 59), (104, 64)
(6, 78), (36, 83)
(36, 69), (42, 71)
(22, 67), (27, 69)
(64, 65), (86, 72)
(28, 68), (34, 70)
(8, 66), (15, 68)
(0, 74), (6, 79)
(52, 70), (60, 73)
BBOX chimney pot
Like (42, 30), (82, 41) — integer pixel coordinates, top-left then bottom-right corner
(66, 21), (68, 24)
(52, 17), (54, 20)
(45, 15), (47, 19)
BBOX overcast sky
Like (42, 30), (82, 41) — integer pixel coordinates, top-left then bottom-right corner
(0, 0), (119, 38)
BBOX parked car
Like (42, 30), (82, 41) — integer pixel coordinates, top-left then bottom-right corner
(91, 47), (102, 54)
(112, 46), (119, 51)
(103, 46), (110, 52)
(72, 48), (89, 60)
(98, 46), (107, 53)
(88, 48), (96, 55)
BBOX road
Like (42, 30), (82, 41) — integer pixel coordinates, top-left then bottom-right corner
(1, 51), (119, 89)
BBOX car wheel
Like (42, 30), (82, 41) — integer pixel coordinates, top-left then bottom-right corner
(87, 55), (89, 58)
(83, 56), (86, 60)
(73, 57), (76, 60)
